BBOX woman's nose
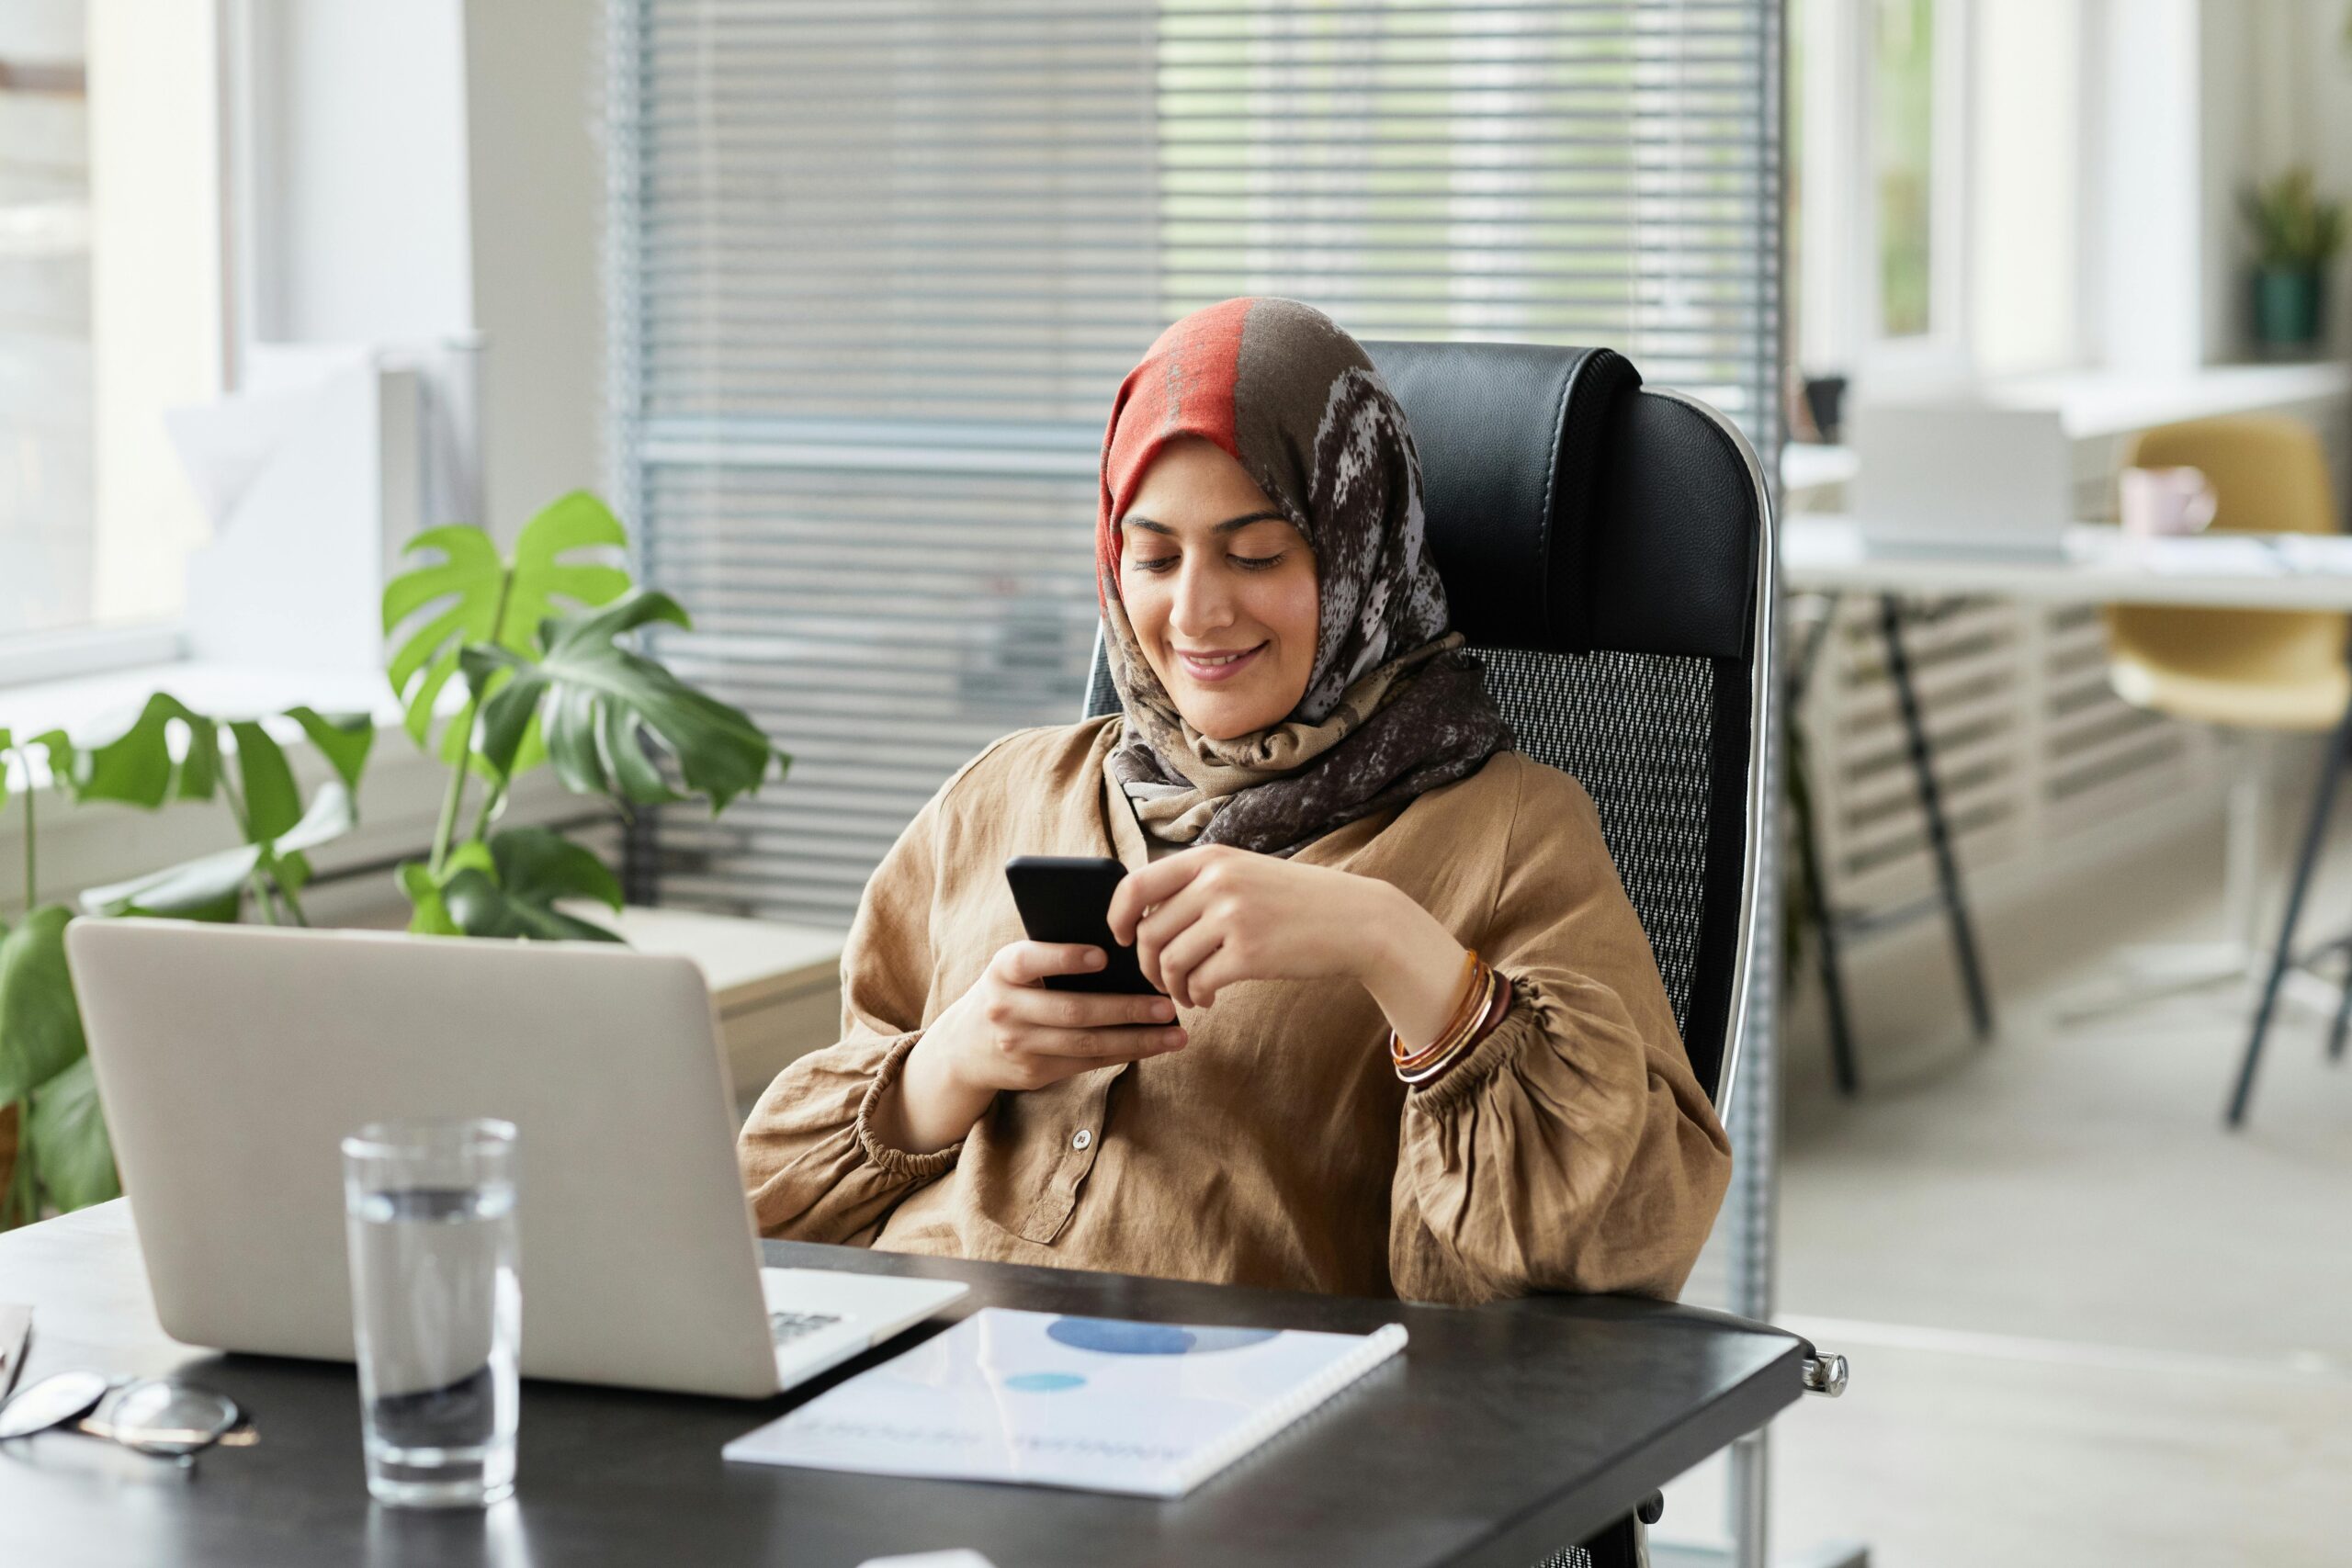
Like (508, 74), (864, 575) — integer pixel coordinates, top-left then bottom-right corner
(1169, 558), (1235, 637)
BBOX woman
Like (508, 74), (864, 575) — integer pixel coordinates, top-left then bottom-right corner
(739, 298), (1730, 1305)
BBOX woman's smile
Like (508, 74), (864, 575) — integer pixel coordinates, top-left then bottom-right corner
(1174, 641), (1267, 682)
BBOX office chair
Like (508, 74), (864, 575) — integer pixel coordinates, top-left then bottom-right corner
(2105, 418), (2352, 1124)
(1083, 344), (1837, 1568)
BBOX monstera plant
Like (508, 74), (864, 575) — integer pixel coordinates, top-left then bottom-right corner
(1, 703), (372, 1224)
(383, 491), (786, 940)
(1, 489), (786, 1224)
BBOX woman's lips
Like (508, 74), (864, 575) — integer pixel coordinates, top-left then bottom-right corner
(1176, 642), (1266, 683)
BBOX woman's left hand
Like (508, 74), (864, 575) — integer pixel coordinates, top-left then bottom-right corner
(1105, 844), (1461, 1021)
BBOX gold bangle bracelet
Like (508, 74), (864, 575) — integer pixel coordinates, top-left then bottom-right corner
(1399, 971), (1511, 1086)
(1392, 958), (1500, 1076)
(1390, 953), (1487, 1071)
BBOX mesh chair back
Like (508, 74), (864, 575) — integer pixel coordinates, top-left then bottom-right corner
(1085, 348), (1770, 1106)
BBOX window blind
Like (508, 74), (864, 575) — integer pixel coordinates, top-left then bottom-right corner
(605, 0), (1783, 928)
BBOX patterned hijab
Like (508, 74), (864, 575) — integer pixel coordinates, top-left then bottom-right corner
(1096, 298), (1512, 858)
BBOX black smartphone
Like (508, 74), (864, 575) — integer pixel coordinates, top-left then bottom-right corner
(1004, 855), (1159, 994)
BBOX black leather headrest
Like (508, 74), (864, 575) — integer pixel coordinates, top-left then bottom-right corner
(1364, 342), (1757, 661)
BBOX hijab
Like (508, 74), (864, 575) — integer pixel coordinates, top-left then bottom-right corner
(1096, 298), (1512, 858)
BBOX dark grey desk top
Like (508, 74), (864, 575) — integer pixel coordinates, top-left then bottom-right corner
(0, 1202), (1802, 1568)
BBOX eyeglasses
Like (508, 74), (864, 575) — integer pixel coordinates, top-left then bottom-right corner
(0, 1370), (256, 1459)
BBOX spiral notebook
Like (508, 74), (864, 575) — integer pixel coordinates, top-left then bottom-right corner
(722, 1307), (1408, 1498)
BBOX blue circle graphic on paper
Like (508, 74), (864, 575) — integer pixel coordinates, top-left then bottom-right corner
(1045, 1316), (1281, 1356)
(1004, 1371), (1088, 1393)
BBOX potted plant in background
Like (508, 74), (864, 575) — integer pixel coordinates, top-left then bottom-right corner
(0, 491), (786, 1225)
(2242, 166), (2346, 357)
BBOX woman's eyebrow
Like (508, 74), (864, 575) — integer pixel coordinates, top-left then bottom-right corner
(1122, 509), (1288, 537)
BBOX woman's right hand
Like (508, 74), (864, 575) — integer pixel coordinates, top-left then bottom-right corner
(875, 942), (1188, 1156)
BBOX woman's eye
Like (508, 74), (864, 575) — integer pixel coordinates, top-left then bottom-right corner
(1231, 553), (1284, 570)
(1130, 557), (1179, 574)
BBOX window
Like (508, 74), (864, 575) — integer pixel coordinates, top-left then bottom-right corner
(0, 8), (93, 641)
(1871, 0), (1935, 340)
(0, 1), (223, 671)
(1794, 0), (2090, 390)
(605, 0), (1784, 928)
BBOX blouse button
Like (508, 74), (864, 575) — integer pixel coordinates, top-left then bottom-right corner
(1070, 1128), (1093, 1152)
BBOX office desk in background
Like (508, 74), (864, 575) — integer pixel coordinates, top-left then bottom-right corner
(1779, 516), (2352, 1102)
(0, 1202), (1803, 1568)
(1783, 515), (2352, 611)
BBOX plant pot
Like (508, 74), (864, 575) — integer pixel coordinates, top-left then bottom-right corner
(2253, 265), (2325, 352)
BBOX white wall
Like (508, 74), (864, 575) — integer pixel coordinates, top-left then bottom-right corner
(459, 0), (604, 544)
(244, 0), (473, 346)
(1972, 0), (2081, 376)
(239, 0), (603, 544)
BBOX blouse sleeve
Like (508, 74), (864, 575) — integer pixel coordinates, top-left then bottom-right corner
(1388, 763), (1733, 1304)
(736, 759), (977, 1244)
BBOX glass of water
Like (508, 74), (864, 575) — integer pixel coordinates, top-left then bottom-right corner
(341, 1118), (521, 1508)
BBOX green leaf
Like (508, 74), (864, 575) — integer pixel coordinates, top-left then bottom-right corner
(0, 907), (86, 1105)
(228, 722), (301, 842)
(80, 783), (358, 920)
(28, 1055), (119, 1212)
(399, 829), (622, 943)
(286, 707), (376, 795)
(66, 694), (220, 807)
(441, 869), (624, 942)
(382, 493), (632, 755)
(398, 861), (463, 936)
(464, 590), (786, 815)
(491, 826), (623, 913)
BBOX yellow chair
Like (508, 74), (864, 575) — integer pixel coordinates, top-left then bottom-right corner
(2108, 416), (2348, 730)
(2099, 415), (2352, 1125)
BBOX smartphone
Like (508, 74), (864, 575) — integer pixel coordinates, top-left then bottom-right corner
(1004, 855), (1159, 994)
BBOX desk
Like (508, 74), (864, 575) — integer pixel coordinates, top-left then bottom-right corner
(1784, 516), (2352, 611)
(1781, 516), (2352, 1121)
(0, 1203), (1804, 1568)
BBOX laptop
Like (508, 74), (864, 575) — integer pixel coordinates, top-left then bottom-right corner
(1849, 399), (2078, 558)
(64, 919), (966, 1400)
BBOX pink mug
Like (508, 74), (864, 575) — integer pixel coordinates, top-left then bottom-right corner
(2119, 466), (2219, 536)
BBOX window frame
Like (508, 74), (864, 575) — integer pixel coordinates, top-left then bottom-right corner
(1795, 0), (1975, 390)
(0, 0), (236, 692)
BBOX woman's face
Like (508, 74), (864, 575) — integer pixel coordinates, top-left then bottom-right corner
(1116, 436), (1318, 739)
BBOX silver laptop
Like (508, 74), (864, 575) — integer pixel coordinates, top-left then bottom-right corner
(1849, 399), (2078, 558)
(65, 919), (966, 1400)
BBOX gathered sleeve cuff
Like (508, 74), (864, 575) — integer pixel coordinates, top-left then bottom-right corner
(1388, 766), (1732, 1305)
(737, 745), (1004, 1244)
(853, 1033), (966, 1182)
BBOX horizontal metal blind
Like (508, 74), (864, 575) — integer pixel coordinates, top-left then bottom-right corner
(606, 0), (1780, 927)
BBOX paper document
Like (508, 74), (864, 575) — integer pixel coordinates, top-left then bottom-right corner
(724, 1307), (1408, 1498)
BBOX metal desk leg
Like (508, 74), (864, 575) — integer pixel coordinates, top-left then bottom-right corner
(1875, 596), (1995, 1040)
(2230, 694), (2352, 1126)
(2324, 964), (2352, 1066)
(1788, 596), (1860, 1094)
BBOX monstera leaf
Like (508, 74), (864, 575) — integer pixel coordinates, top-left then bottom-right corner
(81, 783), (358, 921)
(382, 491), (632, 764)
(0, 908), (84, 1106)
(461, 591), (785, 814)
(27, 1055), (118, 1212)
(57, 694), (220, 807)
(400, 827), (623, 942)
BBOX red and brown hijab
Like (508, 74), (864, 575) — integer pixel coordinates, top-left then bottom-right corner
(1096, 298), (1512, 857)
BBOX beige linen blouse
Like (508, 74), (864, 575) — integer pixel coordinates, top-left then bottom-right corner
(737, 716), (1731, 1305)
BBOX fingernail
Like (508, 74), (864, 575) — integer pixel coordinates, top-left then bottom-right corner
(1085, 950), (1104, 967)
(1163, 1029), (1187, 1047)
(1152, 999), (1176, 1021)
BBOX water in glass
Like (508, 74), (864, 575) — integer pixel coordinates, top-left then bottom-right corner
(343, 1121), (520, 1507)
